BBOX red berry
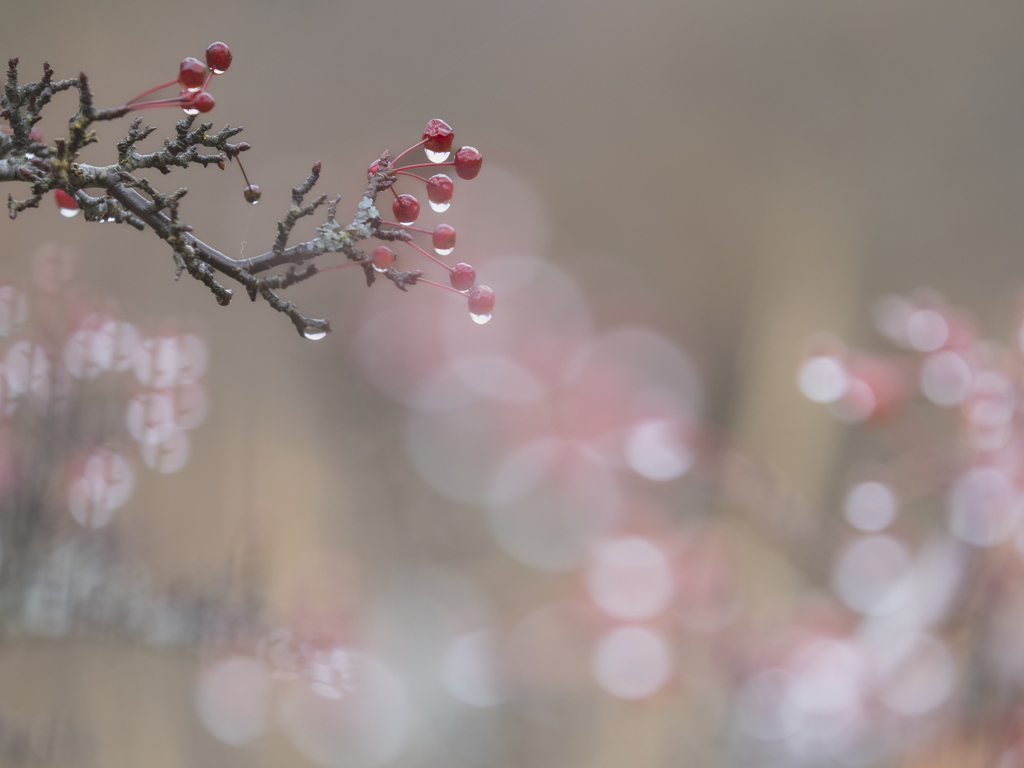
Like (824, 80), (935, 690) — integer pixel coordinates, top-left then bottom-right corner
(453, 147), (482, 180)
(426, 174), (454, 205)
(368, 159), (383, 177)
(206, 42), (233, 74)
(178, 57), (206, 89)
(243, 185), (261, 204)
(392, 194), (420, 224)
(183, 91), (215, 114)
(422, 119), (454, 153)
(468, 285), (495, 319)
(54, 189), (77, 210)
(372, 246), (396, 271)
(432, 223), (456, 253)
(449, 263), (476, 292)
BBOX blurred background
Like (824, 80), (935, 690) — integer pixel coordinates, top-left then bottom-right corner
(2, 1), (1024, 766)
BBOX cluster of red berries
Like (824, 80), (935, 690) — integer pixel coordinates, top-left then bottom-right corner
(369, 119), (494, 323)
(121, 41), (232, 115)
(48, 62), (496, 324)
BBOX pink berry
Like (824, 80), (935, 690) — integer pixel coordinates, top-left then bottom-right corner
(367, 159), (384, 177)
(392, 194), (420, 224)
(468, 285), (495, 316)
(206, 42), (233, 74)
(185, 91), (215, 113)
(449, 263), (476, 292)
(426, 174), (454, 205)
(29, 128), (43, 144)
(432, 223), (456, 252)
(453, 147), (482, 180)
(178, 57), (206, 89)
(422, 119), (454, 153)
(372, 246), (396, 270)
(54, 189), (77, 210)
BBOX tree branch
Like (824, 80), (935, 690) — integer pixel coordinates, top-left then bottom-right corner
(1, 56), (423, 337)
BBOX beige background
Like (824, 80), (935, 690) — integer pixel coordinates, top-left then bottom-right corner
(2, 1), (1023, 766)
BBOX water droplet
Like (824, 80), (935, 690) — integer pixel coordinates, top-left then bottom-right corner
(183, 107), (200, 116)
(212, 68), (227, 75)
(25, 152), (34, 160)
(59, 207), (80, 219)
(186, 86), (202, 93)
(425, 149), (450, 163)
(248, 199), (259, 205)
(470, 312), (492, 325)
(429, 200), (451, 213)
(372, 264), (389, 273)
(435, 246), (454, 256)
(303, 327), (328, 340)
(398, 219), (415, 226)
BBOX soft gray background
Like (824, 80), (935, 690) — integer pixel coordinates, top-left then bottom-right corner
(1, 1), (1023, 766)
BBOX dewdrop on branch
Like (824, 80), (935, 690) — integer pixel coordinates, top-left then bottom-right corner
(2, 51), (494, 335)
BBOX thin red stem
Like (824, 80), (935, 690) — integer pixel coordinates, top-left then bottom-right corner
(129, 97), (187, 111)
(391, 139), (428, 166)
(395, 171), (428, 182)
(418, 278), (465, 296)
(382, 221), (432, 234)
(404, 240), (453, 272)
(236, 156), (254, 190)
(394, 162), (455, 172)
(390, 186), (400, 200)
(203, 72), (214, 90)
(319, 259), (370, 273)
(125, 78), (178, 106)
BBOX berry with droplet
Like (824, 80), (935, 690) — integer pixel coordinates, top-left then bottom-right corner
(243, 185), (261, 204)
(178, 57), (206, 90)
(432, 223), (456, 255)
(55, 189), (79, 216)
(468, 285), (495, 321)
(426, 174), (454, 206)
(453, 147), (482, 180)
(393, 194), (420, 225)
(206, 42), (233, 74)
(450, 263), (476, 292)
(422, 119), (454, 153)
(372, 246), (395, 271)
(183, 91), (215, 114)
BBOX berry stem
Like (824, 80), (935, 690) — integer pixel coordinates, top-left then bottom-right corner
(128, 97), (189, 111)
(130, 102), (187, 111)
(381, 221), (432, 234)
(391, 139), (428, 166)
(125, 78), (179, 106)
(394, 162), (455, 172)
(404, 240), (453, 272)
(236, 156), (255, 192)
(318, 259), (370, 273)
(395, 171), (428, 182)
(418, 278), (466, 296)
(203, 71), (214, 90)
(390, 186), (400, 200)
